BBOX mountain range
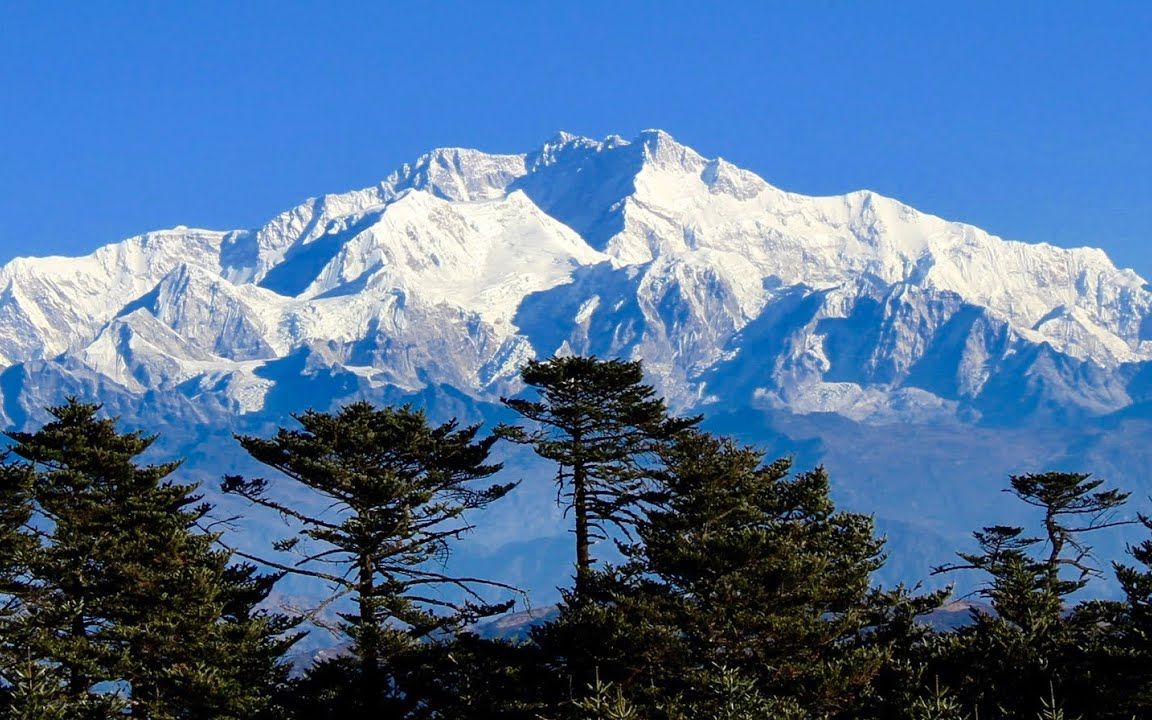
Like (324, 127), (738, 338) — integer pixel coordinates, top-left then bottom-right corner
(3, 129), (1150, 600)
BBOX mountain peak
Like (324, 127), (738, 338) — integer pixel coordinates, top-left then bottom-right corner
(542, 130), (591, 148)
(0, 131), (1147, 426)
(634, 128), (680, 146)
(633, 129), (704, 170)
(5, 132), (1150, 607)
(385, 145), (526, 203)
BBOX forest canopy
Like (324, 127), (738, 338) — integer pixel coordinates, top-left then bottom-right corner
(0, 357), (1144, 720)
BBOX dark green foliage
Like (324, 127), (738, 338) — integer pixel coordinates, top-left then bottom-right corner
(535, 430), (941, 719)
(685, 665), (808, 720)
(930, 472), (1131, 719)
(571, 671), (641, 720)
(392, 633), (556, 719)
(0, 399), (299, 718)
(904, 678), (969, 720)
(3, 363), (1152, 719)
(1007, 472), (1131, 597)
(499, 356), (700, 596)
(1085, 512), (1152, 719)
(287, 634), (555, 720)
(0, 451), (37, 713)
(223, 401), (517, 717)
(0, 450), (33, 609)
(528, 569), (690, 717)
(638, 431), (942, 717)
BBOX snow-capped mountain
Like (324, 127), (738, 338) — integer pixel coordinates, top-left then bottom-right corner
(2, 129), (1149, 425)
(2, 130), (1150, 596)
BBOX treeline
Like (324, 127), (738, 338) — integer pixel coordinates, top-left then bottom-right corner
(0, 356), (1149, 719)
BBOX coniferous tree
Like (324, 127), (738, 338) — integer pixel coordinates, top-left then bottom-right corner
(387, 633), (555, 720)
(222, 401), (517, 717)
(0, 399), (299, 719)
(0, 456), (60, 718)
(536, 430), (938, 718)
(499, 356), (699, 596)
(0, 450), (32, 606)
(931, 471), (1130, 719)
(1089, 512), (1152, 718)
(645, 431), (937, 716)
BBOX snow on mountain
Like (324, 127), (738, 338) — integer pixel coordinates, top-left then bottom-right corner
(0, 228), (235, 364)
(5, 129), (1152, 600)
(584, 130), (1149, 367)
(0, 129), (1149, 430)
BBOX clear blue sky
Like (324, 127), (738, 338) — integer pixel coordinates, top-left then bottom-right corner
(2, 2), (1150, 274)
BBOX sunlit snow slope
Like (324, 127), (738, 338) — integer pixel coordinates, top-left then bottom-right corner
(0, 130), (1149, 428)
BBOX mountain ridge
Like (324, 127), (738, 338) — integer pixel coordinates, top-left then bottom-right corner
(2, 129), (1146, 429)
(1, 130), (1150, 597)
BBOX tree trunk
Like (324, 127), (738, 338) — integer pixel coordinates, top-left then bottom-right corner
(358, 553), (379, 715)
(68, 610), (87, 703)
(573, 460), (591, 599)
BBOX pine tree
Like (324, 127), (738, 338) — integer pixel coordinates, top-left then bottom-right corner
(571, 671), (640, 720)
(222, 401), (517, 717)
(0, 451), (36, 702)
(931, 471), (1130, 719)
(907, 679), (969, 720)
(639, 430), (928, 716)
(536, 430), (935, 718)
(0, 399), (299, 718)
(1089, 512), (1152, 718)
(383, 633), (555, 720)
(499, 356), (699, 596)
